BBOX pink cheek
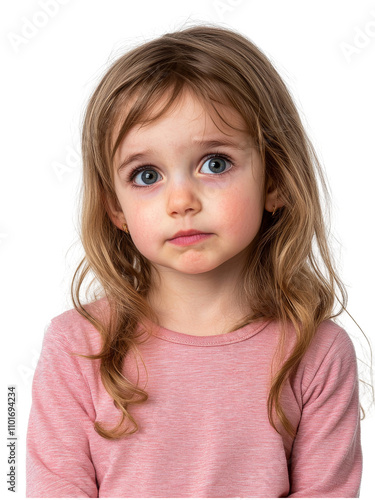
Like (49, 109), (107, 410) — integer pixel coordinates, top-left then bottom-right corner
(219, 194), (262, 236)
(219, 194), (248, 225)
(128, 213), (158, 244)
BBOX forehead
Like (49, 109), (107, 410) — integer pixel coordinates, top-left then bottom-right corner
(113, 88), (251, 154)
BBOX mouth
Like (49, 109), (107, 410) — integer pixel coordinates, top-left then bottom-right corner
(168, 233), (213, 246)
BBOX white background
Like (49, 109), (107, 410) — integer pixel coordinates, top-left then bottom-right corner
(1, 0), (374, 497)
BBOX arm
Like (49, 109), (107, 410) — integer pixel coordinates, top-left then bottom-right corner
(288, 328), (362, 498)
(26, 319), (98, 498)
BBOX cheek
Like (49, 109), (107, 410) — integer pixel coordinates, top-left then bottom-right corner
(126, 206), (159, 247)
(218, 189), (263, 239)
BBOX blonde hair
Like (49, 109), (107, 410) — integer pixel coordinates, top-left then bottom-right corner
(71, 23), (372, 440)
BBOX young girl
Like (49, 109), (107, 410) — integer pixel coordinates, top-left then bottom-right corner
(26, 24), (364, 497)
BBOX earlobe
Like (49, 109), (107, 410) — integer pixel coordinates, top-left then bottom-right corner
(264, 182), (282, 213)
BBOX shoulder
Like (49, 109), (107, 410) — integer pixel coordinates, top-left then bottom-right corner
(44, 296), (110, 355)
(279, 318), (356, 366)
(297, 319), (358, 394)
(305, 319), (357, 366)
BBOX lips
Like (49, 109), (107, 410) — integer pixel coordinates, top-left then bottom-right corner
(169, 229), (209, 240)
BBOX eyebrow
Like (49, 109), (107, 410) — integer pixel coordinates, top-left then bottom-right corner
(117, 138), (250, 173)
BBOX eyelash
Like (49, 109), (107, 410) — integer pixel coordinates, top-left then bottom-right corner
(125, 152), (235, 189)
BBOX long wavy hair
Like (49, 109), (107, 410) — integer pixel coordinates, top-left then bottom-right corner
(71, 23), (372, 440)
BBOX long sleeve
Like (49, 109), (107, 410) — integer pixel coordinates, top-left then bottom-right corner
(26, 319), (98, 498)
(288, 328), (362, 497)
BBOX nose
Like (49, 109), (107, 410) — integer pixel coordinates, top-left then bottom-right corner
(166, 176), (202, 217)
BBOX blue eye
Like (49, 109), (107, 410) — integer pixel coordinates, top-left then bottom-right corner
(131, 169), (160, 186)
(201, 155), (231, 174)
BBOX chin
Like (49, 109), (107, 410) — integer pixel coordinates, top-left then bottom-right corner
(176, 259), (227, 275)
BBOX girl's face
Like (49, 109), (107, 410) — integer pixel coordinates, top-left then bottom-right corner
(109, 89), (277, 276)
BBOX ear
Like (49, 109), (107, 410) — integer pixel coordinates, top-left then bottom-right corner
(264, 178), (283, 213)
(103, 192), (126, 230)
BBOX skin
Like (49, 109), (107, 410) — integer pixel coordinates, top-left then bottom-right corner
(107, 88), (280, 335)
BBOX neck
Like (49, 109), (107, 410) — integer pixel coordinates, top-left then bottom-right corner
(146, 262), (252, 336)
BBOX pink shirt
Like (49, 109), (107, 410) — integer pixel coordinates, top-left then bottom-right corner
(26, 299), (362, 497)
